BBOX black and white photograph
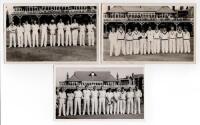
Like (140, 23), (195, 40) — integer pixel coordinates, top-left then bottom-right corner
(4, 4), (98, 62)
(55, 66), (144, 119)
(102, 4), (195, 63)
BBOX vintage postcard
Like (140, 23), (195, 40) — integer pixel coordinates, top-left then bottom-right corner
(101, 3), (196, 63)
(4, 3), (99, 63)
(54, 66), (144, 119)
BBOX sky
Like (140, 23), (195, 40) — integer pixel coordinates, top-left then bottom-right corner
(56, 67), (144, 85)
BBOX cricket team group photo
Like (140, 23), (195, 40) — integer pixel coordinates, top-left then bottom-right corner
(55, 67), (144, 119)
(103, 5), (195, 62)
(5, 5), (98, 62)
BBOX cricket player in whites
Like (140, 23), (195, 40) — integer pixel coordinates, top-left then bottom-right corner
(16, 23), (24, 47)
(40, 21), (48, 47)
(57, 19), (65, 46)
(66, 89), (74, 116)
(71, 19), (79, 46)
(106, 88), (114, 114)
(7, 21), (17, 48)
(91, 86), (98, 115)
(125, 28), (133, 55)
(146, 26), (154, 54)
(134, 86), (142, 114)
(58, 88), (66, 116)
(160, 27), (169, 54)
(74, 86), (83, 115)
(169, 26), (177, 54)
(176, 26), (184, 53)
(79, 23), (86, 46)
(99, 86), (106, 115)
(126, 87), (134, 114)
(109, 27), (118, 56)
(139, 29), (147, 55)
(113, 88), (121, 114)
(17, 23), (24, 47)
(183, 27), (191, 53)
(64, 20), (72, 46)
(31, 20), (39, 47)
(116, 26), (126, 56)
(87, 21), (96, 46)
(120, 87), (126, 114)
(132, 27), (141, 55)
(82, 85), (91, 115)
(153, 26), (161, 54)
(23, 21), (32, 47)
(48, 19), (57, 47)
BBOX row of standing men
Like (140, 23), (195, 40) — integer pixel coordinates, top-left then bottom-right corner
(57, 86), (142, 116)
(7, 19), (96, 48)
(109, 26), (191, 56)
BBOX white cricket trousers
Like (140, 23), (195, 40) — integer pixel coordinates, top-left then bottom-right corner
(58, 99), (66, 116)
(50, 34), (56, 46)
(32, 31), (38, 47)
(147, 39), (151, 54)
(184, 39), (191, 53)
(140, 39), (147, 55)
(126, 40), (133, 55)
(110, 39), (117, 56)
(113, 101), (120, 114)
(151, 40), (156, 54)
(169, 38), (176, 53)
(120, 100), (126, 114)
(9, 33), (16, 47)
(74, 98), (81, 115)
(66, 100), (73, 115)
(91, 98), (98, 115)
(41, 32), (47, 47)
(134, 98), (141, 114)
(83, 99), (90, 115)
(161, 40), (169, 53)
(106, 103), (113, 114)
(127, 98), (134, 114)
(72, 30), (78, 46)
(17, 33), (23, 47)
(24, 32), (31, 47)
(133, 40), (139, 54)
(99, 98), (106, 115)
(154, 39), (161, 54)
(79, 31), (85, 46)
(177, 38), (184, 53)
(57, 29), (64, 46)
(88, 31), (95, 46)
(118, 40), (126, 55)
(65, 31), (71, 46)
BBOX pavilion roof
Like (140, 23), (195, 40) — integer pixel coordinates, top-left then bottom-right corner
(68, 71), (117, 82)
(108, 6), (175, 13)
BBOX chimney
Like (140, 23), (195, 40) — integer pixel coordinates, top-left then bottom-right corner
(108, 6), (110, 10)
(66, 72), (69, 80)
(116, 73), (119, 80)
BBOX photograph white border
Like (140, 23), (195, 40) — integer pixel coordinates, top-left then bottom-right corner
(3, 3), (101, 64)
(101, 3), (196, 64)
(53, 64), (145, 120)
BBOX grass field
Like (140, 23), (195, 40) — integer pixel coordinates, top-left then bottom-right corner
(56, 104), (144, 119)
(103, 38), (194, 62)
(6, 32), (97, 62)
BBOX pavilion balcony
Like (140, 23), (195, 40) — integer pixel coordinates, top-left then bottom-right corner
(104, 17), (194, 22)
